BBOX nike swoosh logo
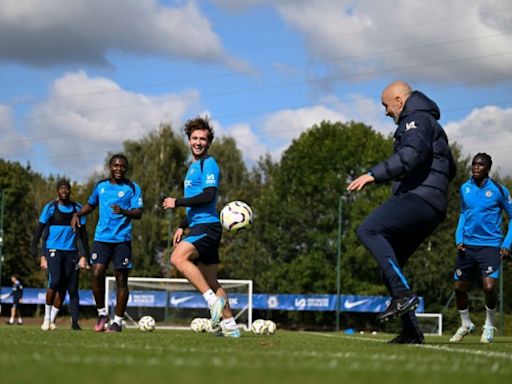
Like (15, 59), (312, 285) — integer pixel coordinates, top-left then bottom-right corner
(170, 296), (195, 306)
(344, 299), (369, 309)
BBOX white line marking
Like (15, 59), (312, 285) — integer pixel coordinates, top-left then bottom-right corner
(306, 332), (512, 361)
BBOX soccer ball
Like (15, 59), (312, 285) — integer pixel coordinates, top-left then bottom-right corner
(265, 320), (277, 335)
(251, 319), (268, 334)
(191, 318), (207, 332)
(220, 201), (253, 233)
(138, 315), (156, 332)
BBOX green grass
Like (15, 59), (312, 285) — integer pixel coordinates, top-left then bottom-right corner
(1, 325), (512, 384)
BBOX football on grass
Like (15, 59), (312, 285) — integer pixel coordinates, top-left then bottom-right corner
(138, 315), (156, 332)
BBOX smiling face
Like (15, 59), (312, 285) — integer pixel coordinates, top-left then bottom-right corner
(57, 184), (71, 202)
(189, 128), (210, 159)
(110, 157), (128, 181)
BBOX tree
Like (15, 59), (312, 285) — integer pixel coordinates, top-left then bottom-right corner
(0, 160), (46, 287)
(250, 121), (393, 294)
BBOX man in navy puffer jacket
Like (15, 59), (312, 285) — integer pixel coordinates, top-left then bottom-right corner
(347, 80), (456, 344)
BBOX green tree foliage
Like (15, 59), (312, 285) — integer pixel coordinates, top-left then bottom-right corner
(250, 121), (393, 294)
(0, 160), (45, 286)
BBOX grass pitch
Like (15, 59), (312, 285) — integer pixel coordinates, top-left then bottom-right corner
(1, 324), (511, 384)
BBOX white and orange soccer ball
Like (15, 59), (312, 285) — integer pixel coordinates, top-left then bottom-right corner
(220, 201), (253, 233)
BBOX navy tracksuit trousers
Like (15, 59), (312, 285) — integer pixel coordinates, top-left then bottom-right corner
(356, 192), (445, 333)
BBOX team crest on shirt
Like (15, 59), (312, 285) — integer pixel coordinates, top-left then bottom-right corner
(184, 180), (192, 188)
(100, 188), (105, 194)
(485, 190), (493, 198)
(465, 186), (471, 193)
(118, 191), (125, 198)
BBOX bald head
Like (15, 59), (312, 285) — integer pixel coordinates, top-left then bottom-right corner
(381, 80), (413, 124)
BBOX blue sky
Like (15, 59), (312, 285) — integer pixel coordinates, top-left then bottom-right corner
(1, 0), (512, 181)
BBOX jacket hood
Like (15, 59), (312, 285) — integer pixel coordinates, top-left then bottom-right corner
(399, 90), (440, 122)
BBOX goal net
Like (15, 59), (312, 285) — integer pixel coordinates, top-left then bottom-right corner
(105, 277), (253, 330)
(416, 313), (443, 336)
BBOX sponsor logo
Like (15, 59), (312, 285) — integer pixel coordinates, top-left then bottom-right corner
(344, 299), (369, 309)
(184, 180), (192, 188)
(405, 121), (417, 130)
(170, 295), (195, 306)
(118, 191), (125, 198)
(485, 190), (493, 198)
(267, 296), (279, 309)
(206, 174), (216, 184)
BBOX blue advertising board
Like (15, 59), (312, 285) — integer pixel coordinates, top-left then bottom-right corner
(1, 287), (424, 313)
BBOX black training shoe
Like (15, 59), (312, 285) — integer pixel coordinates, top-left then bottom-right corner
(376, 294), (419, 322)
(106, 322), (122, 333)
(387, 332), (424, 344)
(71, 322), (82, 331)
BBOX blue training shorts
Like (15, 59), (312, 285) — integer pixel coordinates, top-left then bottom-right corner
(182, 222), (222, 265)
(454, 245), (501, 281)
(90, 241), (133, 270)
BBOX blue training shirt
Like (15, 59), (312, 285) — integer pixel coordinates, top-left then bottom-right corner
(39, 201), (86, 251)
(88, 179), (143, 242)
(456, 178), (512, 249)
(184, 156), (220, 226)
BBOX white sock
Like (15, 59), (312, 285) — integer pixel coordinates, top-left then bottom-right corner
(113, 315), (124, 325)
(202, 289), (217, 307)
(485, 306), (496, 327)
(50, 306), (60, 323)
(458, 308), (472, 328)
(44, 304), (52, 320)
(221, 317), (237, 330)
(97, 307), (108, 316)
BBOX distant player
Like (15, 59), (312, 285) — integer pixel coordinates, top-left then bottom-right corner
(6, 275), (23, 325)
(450, 153), (512, 344)
(71, 154), (143, 332)
(163, 116), (240, 337)
(32, 178), (89, 331)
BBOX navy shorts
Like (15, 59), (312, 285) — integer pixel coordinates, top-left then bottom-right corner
(46, 249), (78, 290)
(90, 241), (133, 270)
(454, 245), (501, 281)
(183, 222), (222, 265)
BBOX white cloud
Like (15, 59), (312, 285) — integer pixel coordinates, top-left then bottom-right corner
(23, 71), (199, 179)
(0, 0), (238, 67)
(446, 106), (512, 175)
(218, 0), (512, 84)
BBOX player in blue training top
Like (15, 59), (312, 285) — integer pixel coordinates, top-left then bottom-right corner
(163, 116), (240, 337)
(71, 154), (143, 332)
(6, 275), (23, 325)
(32, 178), (89, 331)
(449, 153), (512, 344)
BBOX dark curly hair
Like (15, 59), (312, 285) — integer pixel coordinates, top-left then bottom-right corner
(184, 116), (214, 143)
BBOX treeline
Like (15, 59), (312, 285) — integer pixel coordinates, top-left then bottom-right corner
(1, 121), (511, 318)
